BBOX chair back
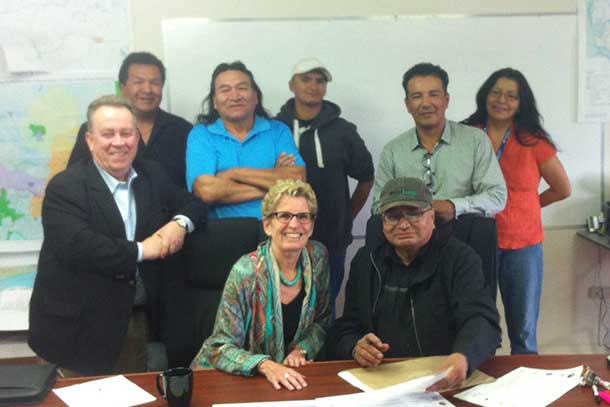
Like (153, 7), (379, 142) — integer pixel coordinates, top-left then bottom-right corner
(185, 217), (265, 288)
(164, 217), (265, 367)
(451, 214), (498, 301)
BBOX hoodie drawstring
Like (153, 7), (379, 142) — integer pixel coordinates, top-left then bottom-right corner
(292, 119), (325, 168)
(313, 129), (325, 168)
(292, 119), (301, 150)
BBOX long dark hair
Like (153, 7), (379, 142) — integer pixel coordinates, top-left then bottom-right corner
(196, 61), (269, 124)
(462, 68), (555, 148)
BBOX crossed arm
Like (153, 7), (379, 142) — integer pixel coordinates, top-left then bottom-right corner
(193, 153), (306, 204)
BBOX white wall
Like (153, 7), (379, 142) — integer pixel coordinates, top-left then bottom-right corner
(130, 0), (578, 57)
(4, 0), (605, 358)
(127, 0), (607, 355)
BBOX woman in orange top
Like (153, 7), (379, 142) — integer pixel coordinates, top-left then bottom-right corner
(463, 68), (571, 354)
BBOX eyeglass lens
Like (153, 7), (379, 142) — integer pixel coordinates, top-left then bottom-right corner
(383, 208), (429, 225)
(489, 89), (519, 102)
(274, 212), (313, 224)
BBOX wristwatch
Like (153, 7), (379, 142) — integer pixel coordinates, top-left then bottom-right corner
(173, 217), (188, 230)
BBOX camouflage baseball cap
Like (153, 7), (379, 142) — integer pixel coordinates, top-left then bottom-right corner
(378, 177), (432, 213)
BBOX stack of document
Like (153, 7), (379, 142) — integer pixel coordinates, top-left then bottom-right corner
(317, 371), (454, 407)
(454, 365), (583, 407)
(337, 356), (494, 392)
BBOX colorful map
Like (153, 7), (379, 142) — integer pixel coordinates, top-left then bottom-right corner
(0, 265), (36, 330)
(0, 265), (35, 291)
(0, 0), (129, 244)
(0, 79), (115, 240)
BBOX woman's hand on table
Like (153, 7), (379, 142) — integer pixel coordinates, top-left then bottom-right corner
(258, 359), (308, 391)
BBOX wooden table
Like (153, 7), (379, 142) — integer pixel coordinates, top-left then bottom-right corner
(27, 354), (609, 406)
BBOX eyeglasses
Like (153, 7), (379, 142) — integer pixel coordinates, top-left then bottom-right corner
(422, 152), (435, 189)
(488, 89), (519, 103)
(269, 212), (315, 224)
(382, 207), (432, 226)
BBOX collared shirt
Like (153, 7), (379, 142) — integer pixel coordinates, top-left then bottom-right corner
(186, 115), (304, 219)
(94, 161), (141, 258)
(94, 161), (195, 238)
(93, 160), (147, 305)
(372, 120), (507, 217)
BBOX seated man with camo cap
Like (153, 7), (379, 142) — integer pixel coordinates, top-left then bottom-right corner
(335, 177), (500, 390)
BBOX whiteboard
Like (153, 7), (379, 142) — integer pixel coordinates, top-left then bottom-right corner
(163, 16), (601, 233)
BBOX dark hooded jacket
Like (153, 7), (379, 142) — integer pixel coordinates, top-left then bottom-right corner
(276, 99), (374, 253)
(334, 217), (501, 374)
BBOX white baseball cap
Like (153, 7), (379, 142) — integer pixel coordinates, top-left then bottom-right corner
(291, 57), (332, 82)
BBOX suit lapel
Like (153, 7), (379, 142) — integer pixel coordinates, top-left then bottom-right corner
(85, 161), (126, 239)
(132, 163), (154, 241)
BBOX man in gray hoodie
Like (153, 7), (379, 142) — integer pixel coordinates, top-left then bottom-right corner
(276, 58), (374, 314)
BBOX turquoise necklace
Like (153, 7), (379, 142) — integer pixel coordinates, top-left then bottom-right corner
(280, 263), (302, 287)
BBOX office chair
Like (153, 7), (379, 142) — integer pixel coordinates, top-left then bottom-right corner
(450, 214), (498, 302)
(162, 217), (265, 367)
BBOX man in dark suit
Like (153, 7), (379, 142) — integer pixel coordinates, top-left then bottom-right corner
(67, 52), (192, 189)
(28, 95), (206, 376)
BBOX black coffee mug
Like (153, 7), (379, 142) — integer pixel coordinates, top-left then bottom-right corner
(156, 367), (193, 407)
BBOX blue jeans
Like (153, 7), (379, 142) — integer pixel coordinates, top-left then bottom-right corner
(498, 243), (543, 355)
(329, 253), (346, 320)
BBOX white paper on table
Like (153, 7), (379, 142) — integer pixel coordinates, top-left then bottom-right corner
(212, 401), (315, 407)
(316, 391), (453, 407)
(53, 375), (156, 407)
(337, 370), (374, 392)
(338, 367), (449, 393)
(454, 365), (583, 407)
(317, 370), (454, 407)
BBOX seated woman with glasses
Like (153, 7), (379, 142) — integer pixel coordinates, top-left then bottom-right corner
(462, 68), (571, 355)
(191, 179), (331, 391)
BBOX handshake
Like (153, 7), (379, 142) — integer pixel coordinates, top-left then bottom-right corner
(141, 220), (188, 260)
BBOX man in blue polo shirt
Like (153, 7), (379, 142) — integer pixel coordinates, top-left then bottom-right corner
(186, 61), (305, 219)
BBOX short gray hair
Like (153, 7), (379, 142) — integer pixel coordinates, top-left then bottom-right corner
(262, 179), (318, 218)
(86, 95), (135, 131)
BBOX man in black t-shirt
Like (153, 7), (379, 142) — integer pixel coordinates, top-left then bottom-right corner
(67, 52), (192, 189)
